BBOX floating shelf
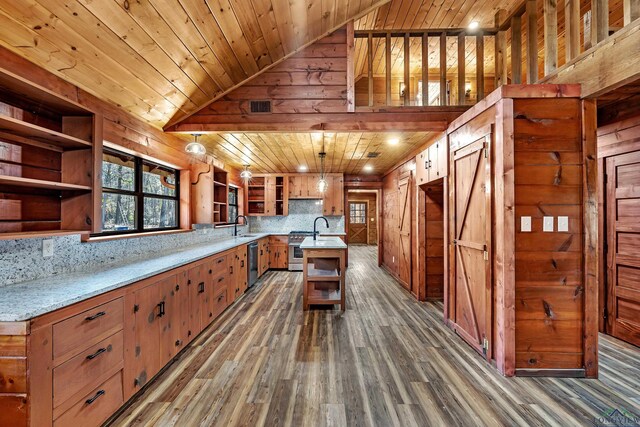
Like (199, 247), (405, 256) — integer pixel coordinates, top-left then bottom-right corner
(0, 114), (92, 149)
(0, 175), (92, 191)
(248, 199), (265, 203)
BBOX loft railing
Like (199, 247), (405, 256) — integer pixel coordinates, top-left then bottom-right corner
(352, 0), (639, 109)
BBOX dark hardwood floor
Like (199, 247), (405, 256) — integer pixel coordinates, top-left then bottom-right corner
(110, 246), (640, 426)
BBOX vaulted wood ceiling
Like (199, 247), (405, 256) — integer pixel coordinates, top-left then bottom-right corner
(0, 0), (388, 128)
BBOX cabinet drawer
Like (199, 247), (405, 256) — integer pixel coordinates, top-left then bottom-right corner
(213, 272), (227, 294)
(53, 298), (124, 361)
(269, 235), (288, 244)
(54, 371), (123, 427)
(53, 330), (124, 408)
(210, 254), (228, 272)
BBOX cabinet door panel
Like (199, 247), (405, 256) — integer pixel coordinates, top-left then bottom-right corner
(131, 283), (161, 390)
(158, 274), (187, 362)
(416, 149), (429, 185)
(437, 138), (448, 178)
(427, 143), (438, 182)
(187, 263), (206, 339)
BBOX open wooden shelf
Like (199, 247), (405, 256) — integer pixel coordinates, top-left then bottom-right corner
(307, 265), (340, 280)
(307, 287), (341, 304)
(0, 114), (92, 149)
(0, 175), (92, 191)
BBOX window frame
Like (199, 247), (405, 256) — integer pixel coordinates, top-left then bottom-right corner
(349, 202), (367, 224)
(98, 148), (180, 236)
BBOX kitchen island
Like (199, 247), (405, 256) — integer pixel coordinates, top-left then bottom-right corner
(300, 236), (347, 311)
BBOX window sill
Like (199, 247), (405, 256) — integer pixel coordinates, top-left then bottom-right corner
(82, 228), (194, 243)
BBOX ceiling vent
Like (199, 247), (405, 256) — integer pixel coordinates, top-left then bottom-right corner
(367, 152), (381, 158)
(250, 100), (271, 113)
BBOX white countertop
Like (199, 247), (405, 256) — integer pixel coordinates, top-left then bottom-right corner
(0, 233), (272, 322)
(300, 236), (348, 250)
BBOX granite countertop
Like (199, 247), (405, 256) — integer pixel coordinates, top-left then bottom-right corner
(0, 233), (272, 322)
(300, 236), (348, 250)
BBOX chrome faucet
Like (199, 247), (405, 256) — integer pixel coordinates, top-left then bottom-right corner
(234, 215), (248, 236)
(313, 216), (329, 240)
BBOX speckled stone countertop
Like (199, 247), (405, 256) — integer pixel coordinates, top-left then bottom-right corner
(300, 236), (348, 250)
(0, 233), (272, 322)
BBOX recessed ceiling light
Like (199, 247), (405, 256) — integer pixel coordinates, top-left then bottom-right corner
(364, 165), (373, 172)
(299, 165), (308, 172)
(388, 137), (400, 145)
(468, 21), (479, 30)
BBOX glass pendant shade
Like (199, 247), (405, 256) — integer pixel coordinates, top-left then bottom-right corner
(317, 178), (328, 193)
(185, 134), (206, 155)
(240, 165), (252, 180)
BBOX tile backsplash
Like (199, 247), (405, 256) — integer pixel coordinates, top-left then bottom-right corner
(0, 226), (244, 287)
(248, 200), (344, 233)
(0, 200), (344, 287)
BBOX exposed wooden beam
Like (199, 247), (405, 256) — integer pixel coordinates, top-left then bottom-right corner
(624, 0), (640, 25)
(386, 33), (392, 106)
(440, 33), (447, 106)
(495, 10), (508, 87)
(164, 108), (468, 133)
(511, 15), (522, 84)
(404, 33), (411, 107)
(544, 0), (558, 75)
(346, 21), (355, 113)
(565, 0), (580, 61)
(539, 19), (640, 98)
(592, 0), (609, 45)
(458, 34), (466, 105)
(368, 33), (374, 107)
(422, 33), (429, 106)
(476, 34), (485, 100)
(526, 0), (538, 83)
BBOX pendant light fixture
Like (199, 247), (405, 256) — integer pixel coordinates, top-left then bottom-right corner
(316, 138), (328, 193)
(240, 164), (252, 181)
(185, 134), (206, 155)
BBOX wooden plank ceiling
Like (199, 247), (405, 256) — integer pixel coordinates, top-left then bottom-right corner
(0, 0), (389, 128)
(194, 131), (436, 174)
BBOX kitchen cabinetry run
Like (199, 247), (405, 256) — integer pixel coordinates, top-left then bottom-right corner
(288, 174), (322, 199)
(416, 137), (447, 185)
(322, 174), (344, 216)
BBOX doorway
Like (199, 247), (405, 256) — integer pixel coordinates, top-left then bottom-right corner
(346, 190), (378, 247)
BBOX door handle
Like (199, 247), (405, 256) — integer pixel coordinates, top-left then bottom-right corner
(157, 301), (165, 318)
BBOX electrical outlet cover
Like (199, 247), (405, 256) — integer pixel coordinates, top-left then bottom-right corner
(558, 216), (569, 232)
(520, 216), (532, 232)
(543, 216), (554, 232)
(42, 239), (54, 258)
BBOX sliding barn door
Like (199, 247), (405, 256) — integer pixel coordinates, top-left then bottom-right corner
(398, 176), (412, 289)
(451, 135), (492, 358)
(606, 152), (640, 347)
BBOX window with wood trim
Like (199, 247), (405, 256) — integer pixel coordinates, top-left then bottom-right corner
(99, 148), (179, 235)
(349, 202), (366, 224)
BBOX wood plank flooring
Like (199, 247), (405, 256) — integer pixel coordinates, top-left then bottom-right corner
(109, 246), (640, 427)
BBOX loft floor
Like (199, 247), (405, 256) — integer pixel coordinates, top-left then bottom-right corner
(110, 246), (640, 426)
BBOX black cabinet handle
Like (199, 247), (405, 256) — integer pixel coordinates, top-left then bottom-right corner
(85, 311), (106, 321)
(85, 390), (105, 405)
(240, 260), (244, 268)
(157, 301), (165, 318)
(86, 347), (107, 360)
(198, 282), (205, 294)
(230, 266), (234, 274)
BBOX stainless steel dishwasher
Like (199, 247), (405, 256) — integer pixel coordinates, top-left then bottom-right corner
(248, 242), (259, 288)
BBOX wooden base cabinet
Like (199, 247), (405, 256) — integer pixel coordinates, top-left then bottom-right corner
(269, 236), (289, 269)
(445, 85), (598, 378)
(0, 245), (250, 427)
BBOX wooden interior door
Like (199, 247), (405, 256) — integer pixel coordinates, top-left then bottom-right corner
(348, 201), (368, 244)
(606, 151), (640, 347)
(451, 135), (492, 358)
(398, 176), (412, 289)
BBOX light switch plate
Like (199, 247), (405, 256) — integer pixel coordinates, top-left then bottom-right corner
(520, 216), (532, 232)
(558, 216), (569, 232)
(543, 216), (554, 232)
(42, 239), (54, 258)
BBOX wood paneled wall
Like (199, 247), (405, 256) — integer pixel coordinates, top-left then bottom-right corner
(182, 28), (349, 119)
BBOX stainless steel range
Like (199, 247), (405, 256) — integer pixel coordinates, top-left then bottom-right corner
(288, 231), (315, 271)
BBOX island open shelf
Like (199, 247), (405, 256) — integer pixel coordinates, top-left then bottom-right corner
(301, 237), (347, 311)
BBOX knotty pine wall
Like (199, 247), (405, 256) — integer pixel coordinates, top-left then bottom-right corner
(185, 28), (348, 118)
